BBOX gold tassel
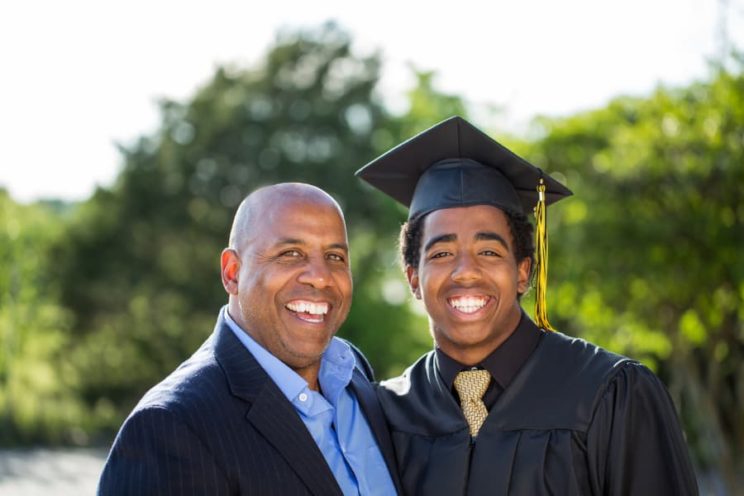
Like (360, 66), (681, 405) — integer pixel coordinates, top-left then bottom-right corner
(534, 178), (554, 331)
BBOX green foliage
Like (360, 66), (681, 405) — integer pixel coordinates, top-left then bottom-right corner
(6, 25), (742, 490)
(49, 24), (465, 432)
(528, 64), (744, 482)
(0, 190), (87, 445)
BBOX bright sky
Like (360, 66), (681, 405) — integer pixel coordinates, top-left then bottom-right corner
(1, 0), (742, 203)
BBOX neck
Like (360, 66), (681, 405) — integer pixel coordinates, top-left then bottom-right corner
(435, 309), (522, 366)
(226, 302), (323, 391)
(440, 345), (503, 367)
(294, 365), (321, 391)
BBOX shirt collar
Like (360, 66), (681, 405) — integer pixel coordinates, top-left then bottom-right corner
(223, 306), (356, 405)
(436, 310), (543, 391)
(318, 338), (355, 404)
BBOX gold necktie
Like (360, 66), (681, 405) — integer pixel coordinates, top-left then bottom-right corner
(453, 369), (491, 437)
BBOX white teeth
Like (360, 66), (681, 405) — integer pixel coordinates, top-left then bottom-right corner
(286, 300), (329, 315)
(448, 296), (487, 314)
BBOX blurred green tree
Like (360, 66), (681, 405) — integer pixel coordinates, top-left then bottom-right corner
(51, 23), (468, 436)
(0, 190), (84, 445)
(528, 62), (744, 488)
(2, 24), (741, 493)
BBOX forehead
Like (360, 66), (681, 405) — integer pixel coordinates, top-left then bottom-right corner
(254, 198), (347, 242)
(421, 205), (511, 240)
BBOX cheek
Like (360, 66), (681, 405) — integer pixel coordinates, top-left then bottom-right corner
(239, 267), (283, 300)
(338, 269), (353, 289)
(337, 277), (353, 306)
(419, 271), (443, 303)
(497, 261), (521, 286)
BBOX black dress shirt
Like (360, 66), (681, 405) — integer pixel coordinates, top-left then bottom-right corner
(436, 311), (543, 408)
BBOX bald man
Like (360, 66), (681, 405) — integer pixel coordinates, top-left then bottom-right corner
(98, 183), (401, 496)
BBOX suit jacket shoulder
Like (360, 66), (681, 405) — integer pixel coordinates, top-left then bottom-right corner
(99, 314), (344, 496)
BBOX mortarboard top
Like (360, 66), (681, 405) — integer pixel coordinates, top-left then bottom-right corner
(355, 115), (572, 332)
(355, 116), (572, 221)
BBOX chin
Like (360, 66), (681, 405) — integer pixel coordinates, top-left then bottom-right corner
(452, 336), (493, 350)
(280, 349), (323, 368)
(438, 329), (491, 348)
(286, 339), (329, 359)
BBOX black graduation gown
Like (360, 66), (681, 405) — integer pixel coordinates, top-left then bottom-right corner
(377, 328), (698, 496)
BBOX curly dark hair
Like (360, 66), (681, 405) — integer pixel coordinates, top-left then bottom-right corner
(399, 207), (536, 289)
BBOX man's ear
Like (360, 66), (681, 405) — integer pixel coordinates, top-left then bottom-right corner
(517, 257), (531, 295)
(406, 265), (422, 300)
(221, 248), (241, 295)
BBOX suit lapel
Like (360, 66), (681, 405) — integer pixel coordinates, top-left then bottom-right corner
(349, 370), (404, 495)
(213, 316), (342, 496)
(246, 384), (343, 496)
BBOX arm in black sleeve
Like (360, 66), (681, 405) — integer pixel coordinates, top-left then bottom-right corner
(98, 406), (232, 496)
(586, 362), (698, 496)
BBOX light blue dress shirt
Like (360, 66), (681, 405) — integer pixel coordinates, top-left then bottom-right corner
(224, 308), (396, 496)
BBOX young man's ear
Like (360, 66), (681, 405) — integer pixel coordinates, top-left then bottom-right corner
(221, 248), (241, 295)
(406, 265), (422, 300)
(517, 257), (532, 295)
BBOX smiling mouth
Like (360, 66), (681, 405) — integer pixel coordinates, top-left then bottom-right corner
(447, 295), (490, 314)
(285, 300), (330, 323)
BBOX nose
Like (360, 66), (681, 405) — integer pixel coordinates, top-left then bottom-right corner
(450, 253), (482, 284)
(297, 256), (333, 289)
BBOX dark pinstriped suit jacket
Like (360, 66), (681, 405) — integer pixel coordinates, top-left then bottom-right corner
(98, 313), (402, 495)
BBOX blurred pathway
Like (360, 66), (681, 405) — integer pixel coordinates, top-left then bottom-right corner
(0, 447), (736, 495)
(0, 447), (107, 495)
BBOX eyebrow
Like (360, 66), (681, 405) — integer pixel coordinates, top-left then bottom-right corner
(423, 231), (509, 253)
(275, 238), (349, 253)
(274, 238), (304, 248)
(328, 242), (349, 253)
(423, 234), (457, 253)
(474, 231), (509, 249)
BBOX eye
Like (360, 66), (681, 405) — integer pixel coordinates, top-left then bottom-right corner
(480, 249), (501, 257)
(326, 253), (346, 263)
(279, 249), (303, 258)
(430, 251), (452, 260)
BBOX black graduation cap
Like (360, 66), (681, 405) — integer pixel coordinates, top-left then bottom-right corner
(355, 116), (572, 221)
(355, 116), (572, 332)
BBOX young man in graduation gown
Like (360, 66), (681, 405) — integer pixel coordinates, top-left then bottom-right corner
(355, 117), (698, 495)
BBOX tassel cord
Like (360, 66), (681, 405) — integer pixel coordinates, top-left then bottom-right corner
(534, 179), (554, 331)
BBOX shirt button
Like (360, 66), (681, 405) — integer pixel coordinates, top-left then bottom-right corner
(299, 393), (308, 402)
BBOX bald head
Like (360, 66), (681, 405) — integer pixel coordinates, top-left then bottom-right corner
(220, 182), (353, 383)
(229, 183), (344, 250)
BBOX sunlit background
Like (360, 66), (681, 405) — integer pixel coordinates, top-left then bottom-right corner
(3, 0), (742, 202)
(1, 1), (743, 494)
